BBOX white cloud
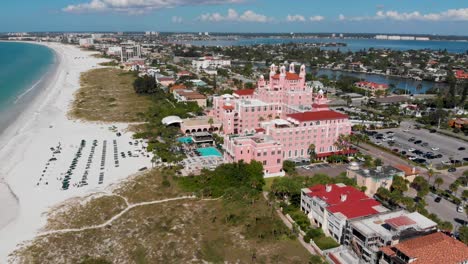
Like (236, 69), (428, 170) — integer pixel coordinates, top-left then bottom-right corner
(309, 15), (324, 22)
(199, 8), (272, 23)
(172, 16), (183, 23)
(338, 14), (346, 21)
(63, 0), (246, 14)
(341, 8), (468, 22)
(287, 14), (306, 22)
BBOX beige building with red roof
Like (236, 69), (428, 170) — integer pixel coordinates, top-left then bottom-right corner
(379, 232), (468, 264)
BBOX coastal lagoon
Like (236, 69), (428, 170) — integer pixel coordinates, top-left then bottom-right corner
(0, 42), (55, 134)
(179, 37), (468, 53)
(314, 68), (448, 94)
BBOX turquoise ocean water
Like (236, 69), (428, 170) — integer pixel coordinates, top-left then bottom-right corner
(0, 42), (55, 131)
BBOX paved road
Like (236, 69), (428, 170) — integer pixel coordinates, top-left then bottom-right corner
(425, 192), (467, 228)
(358, 142), (467, 191)
(368, 121), (468, 168)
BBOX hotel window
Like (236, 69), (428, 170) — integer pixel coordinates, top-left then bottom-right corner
(277, 150), (281, 154)
(257, 153), (261, 157)
(263, 160), (267, 165)
(263, 152), (267, 156)
(277, 159), (281, 164)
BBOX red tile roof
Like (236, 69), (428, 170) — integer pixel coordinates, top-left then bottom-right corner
(287, 110), (348, 122)
(315, 149), (358, 158)
(223, 104), (234, 110)
(234, 89), (255, 96)
(327, 198), (381, 219)
(455, 70), (468, 79)
(271, 72), (301, 80)
(385, 215), (416, 228)
(170, 84), (187, 92)
(383, 232), (468, 264)
(355, 81), (389, 89)
(380, 246), (396, 257)
(307, 184), (381, 219)
(177, 70), (192, 76)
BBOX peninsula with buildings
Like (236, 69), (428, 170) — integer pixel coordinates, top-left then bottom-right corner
(0, 29), (467, 264)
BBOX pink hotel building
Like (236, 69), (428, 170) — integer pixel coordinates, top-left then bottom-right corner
(209, 64), (352, 176)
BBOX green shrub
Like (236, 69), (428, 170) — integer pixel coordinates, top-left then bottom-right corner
(304, 228), (324, 242)
(314, 236), (339, 250)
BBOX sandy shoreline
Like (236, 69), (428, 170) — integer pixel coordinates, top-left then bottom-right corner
(0, 42), (152, 262)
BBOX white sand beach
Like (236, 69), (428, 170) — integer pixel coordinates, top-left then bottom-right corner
(0, 43), (152, 261)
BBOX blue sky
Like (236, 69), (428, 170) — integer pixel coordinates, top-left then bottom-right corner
(1, 0), (468, 35)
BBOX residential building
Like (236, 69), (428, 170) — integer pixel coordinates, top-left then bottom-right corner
(300, 184), (388, 243)
(379, 232), (468, 264)
(344, 210), (437, 263)
(169, 84), (187, 93)
(79, 38), (94, 47)
(173, 89), (207, 107)
(346, 163), (405, 196)
(455, 70), (468, 80)
(192, 56), (231, 70)
(157, 76), (175, 87)
(449, 117), (468, 129)
(355, 81), (389, 96)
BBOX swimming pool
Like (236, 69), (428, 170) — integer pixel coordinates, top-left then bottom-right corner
(178, 137), (193, 144)
(197, 147), (222, 157)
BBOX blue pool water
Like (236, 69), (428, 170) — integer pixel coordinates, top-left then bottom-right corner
(178, 137), (193, 144)
(197, 147), (222, 157)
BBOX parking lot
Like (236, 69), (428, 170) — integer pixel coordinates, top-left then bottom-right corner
(296, 163), (348, 177)
(366, 122), (468, 169)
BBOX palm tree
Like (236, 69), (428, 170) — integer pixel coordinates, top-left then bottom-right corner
(308, 144), (316, 163)
(427, 169), (436, 185)
(334, 134), (350, 152)
(208, 117), (214, 131)
(449, 182), (459, 196)
(434, 177), (444, 189)
(416, 83), (423, 91)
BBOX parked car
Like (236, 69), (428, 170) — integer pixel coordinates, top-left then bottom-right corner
(408, 137), (416, 142)
(457, 206), (464, 213)
(429, 129), (437, 133)
(414, 140), (422, 144)
(408, 148), (416, 152)
(434, 196), (442, 203)
(421, 142), (429, 147)
(458, 147), (466, 151)
(448, 167), (457, 172)
(431, 147), (439, 151)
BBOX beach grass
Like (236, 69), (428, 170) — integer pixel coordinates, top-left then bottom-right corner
(44, 194), (127, 231)
(12, 169), (311, 263)
(70, 68), (151, 122)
